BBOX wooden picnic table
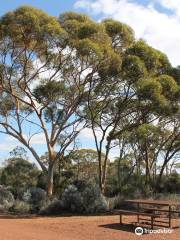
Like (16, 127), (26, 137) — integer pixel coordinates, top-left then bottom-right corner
(124, 199), (180, 228)
(125, 199), (180, 206)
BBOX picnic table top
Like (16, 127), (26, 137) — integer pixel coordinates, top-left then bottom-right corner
(124, 199), (180, 206)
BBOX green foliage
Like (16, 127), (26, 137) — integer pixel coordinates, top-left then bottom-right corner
(22, 187), (48, 212)
(59, 11), (120, 72)
(10, 146), (28, 159)
(131, 124), (161, 142)
(157, 173), (180, 193)
(23, 187), (47, 205)
(62, 182), (108, 213)
(67, 149), (99, 182)
(59, 12), (90, 25)
(0, 94), (16, 116)
(157, 75), (180, 100)
(33, 80), (67, 103)
(98, 49), (122, 77)
(0, 185), (14, 209)
(122, 55), (147, 82)
(75, 38), (103, 59)
(0, 6), (64, 51)
(103, 18), (134, 50)
(169, 66), (180, 84)
(62, 184), (84, 213)
(126, 40), (171, 73)
(78, 23), (98, 39)
(11, 200), (30, 214)
(137, 74), (180, 114)
(0, 6), (179, 199)
(39, 199), (64, 215)
(0, 158), (40, 197)
(59, 12), (107, 43)
(81, 184), (108, 213)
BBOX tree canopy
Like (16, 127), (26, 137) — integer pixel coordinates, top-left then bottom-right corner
(0, 6), (179, 196)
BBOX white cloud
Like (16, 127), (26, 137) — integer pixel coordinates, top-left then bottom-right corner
(78, 127), (119, 159)
(29, 133), (46, 145)
(0, 133), (46, 153)
(0, 136), (19, 151)
(157, 0), (180, 18)
(79, 127), (94, 139)
(75, 0), (180, 66)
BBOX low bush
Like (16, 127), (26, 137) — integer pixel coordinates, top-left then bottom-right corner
(81, 184), (108, 213)
(62, 185), (84, 213)
(61, 182), (108, 214)
(107, 195), (125, 210)
(39, 199), (64, 215)
(8, 187), (48, 214)
(23, 187), (47, 204)
(0, 185), (14, 210)
(11, 200), (30, 214)
(22, 187), (47, 212)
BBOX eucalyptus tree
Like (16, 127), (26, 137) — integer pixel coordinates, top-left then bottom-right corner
(115, 111), (180, 191)
(0, 7), (117, 196)
(0, 6), (179, 196)
(126, 123), (167, 185)
(0, 157), (39, 197)
(156, 117), (180, 184)
(84, 19), (180, 192)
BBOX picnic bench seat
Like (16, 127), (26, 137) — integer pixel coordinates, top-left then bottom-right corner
(114, 209), (160, 229)
(120, 199), (180, 229)
(144, 208), (180, 214)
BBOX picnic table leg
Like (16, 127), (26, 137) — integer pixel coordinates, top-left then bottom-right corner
(151, 216), (154, 229)
(137, 203), (140, 223)
(169, 206), (171, 228)
(120, 214), (122, 224)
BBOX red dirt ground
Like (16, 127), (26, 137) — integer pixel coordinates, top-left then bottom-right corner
(0, 214), (179, 240)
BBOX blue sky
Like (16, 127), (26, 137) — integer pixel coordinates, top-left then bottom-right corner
(0, 0), (77, 17)
(0, 0), (180, 164)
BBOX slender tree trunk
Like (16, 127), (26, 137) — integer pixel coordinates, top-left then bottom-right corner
(158, 163), (166, 182)
(101, 144), (111, 194)
(118, 157), (121, 192)
(118, 141), (125, 192)
(47, 164), (54, 197)
(166, 165), (169, 176)
(101, 163), (109, 194)
(97, 151), (103, 191)
(101, 170), (107, 194)
(156, 162), (167, 192)
(154, 162), (157, 180)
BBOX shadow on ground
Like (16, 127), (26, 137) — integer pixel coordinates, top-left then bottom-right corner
(99, 222), (137, 233)
(0, 213), (76, 219)
(0, 212), (113, 220)
(0, 214), (37, 219)
(99, 221), (180, 234)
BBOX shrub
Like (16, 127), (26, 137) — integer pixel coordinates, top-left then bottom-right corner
(107, 195), (125, 210)
(61, 183), (108, 214)
(22, 187), (47, 212)
(23, 187), (47, 204)
(11, 200), (30, 214)
(39, 199), (64, 215)
(62, 185), (84, 213)
(81, 184), (108, 213)
(0, 185), (14, 209)
(0, 158), (40, 198)
(0, 204), (7, 213)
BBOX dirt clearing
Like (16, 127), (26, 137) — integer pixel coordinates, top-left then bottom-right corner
(0, 214), (179, 240)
